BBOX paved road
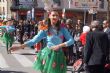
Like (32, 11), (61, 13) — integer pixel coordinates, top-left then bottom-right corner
(0, 41), (41, 73)
(0, 40), (85, 73)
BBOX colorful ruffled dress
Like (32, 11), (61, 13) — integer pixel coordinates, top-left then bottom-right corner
(25, 26), (74, 73)
(0, 25), (15, 53)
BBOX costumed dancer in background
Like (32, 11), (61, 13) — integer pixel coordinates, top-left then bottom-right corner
(9, 9), (74, 73)
(0, 19), (15, 54)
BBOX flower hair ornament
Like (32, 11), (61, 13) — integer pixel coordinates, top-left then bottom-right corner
(38, 21), (48, 30)
(38, 18), (50, 30)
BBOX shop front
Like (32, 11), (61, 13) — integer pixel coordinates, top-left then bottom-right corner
(34, 8), (84, 23)
(18, 10), (28, 20)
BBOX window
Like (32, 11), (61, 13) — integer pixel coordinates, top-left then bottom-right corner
(3, 7), (5, 14)
(99, 0), (104, 9)
(0, 7), (2, 15)
(33, 0), (38, 7)
(53, 0), (61, 6)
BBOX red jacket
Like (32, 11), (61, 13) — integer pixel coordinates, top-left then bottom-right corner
(80, 32), (87, 46)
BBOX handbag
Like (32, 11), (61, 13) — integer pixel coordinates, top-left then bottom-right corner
(73, 58), (83, 71)
(105, 56), (110, 69)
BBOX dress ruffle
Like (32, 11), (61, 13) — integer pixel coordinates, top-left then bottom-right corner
(33, 47), (67, 73)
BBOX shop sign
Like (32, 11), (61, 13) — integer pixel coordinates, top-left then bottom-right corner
(71, 0), (99, 8)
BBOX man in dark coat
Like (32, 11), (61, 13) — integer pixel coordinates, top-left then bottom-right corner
(84, 20), (109, 73)
(103, 20), (110, 40)
(103, 20), (110, 73)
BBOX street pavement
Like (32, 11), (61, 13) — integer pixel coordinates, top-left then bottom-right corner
(0, 40), (39, 73)
(0, 40), (84, 73)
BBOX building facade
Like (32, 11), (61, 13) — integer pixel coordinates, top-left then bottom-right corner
(35, 0), (108, 24)
(0, 0), (108, 23)
(0, 0), (12, 20)
(61, 0), (108, 24)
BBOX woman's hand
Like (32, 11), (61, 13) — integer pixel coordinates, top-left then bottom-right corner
(9, 46), (21, 52)
(50, 45), (60, 51)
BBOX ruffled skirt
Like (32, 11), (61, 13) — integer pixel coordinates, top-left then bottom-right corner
(2, 32), (14, 43)
(33, 47), (67, 73)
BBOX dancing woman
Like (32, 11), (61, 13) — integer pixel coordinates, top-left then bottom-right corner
(9, 10), (74, 73)
(0, 19), (15, 54)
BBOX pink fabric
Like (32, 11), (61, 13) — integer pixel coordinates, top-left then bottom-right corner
(105, 64), (110, 69)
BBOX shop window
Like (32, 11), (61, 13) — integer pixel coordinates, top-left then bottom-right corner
(53, 0), (61, 6)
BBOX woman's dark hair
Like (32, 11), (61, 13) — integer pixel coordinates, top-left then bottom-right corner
(46, 18), (61, 34)
(66, 19), (74, 29)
